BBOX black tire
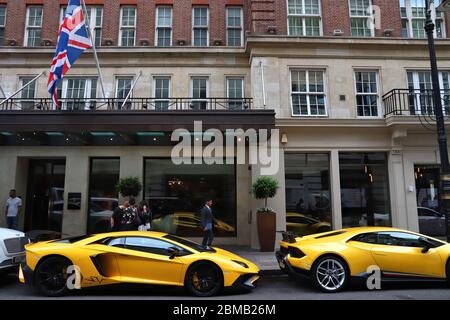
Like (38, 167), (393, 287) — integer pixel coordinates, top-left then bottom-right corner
(35, 256), (72, 297)
(311, 255), (349, 293)
(185, 262), (223, 297)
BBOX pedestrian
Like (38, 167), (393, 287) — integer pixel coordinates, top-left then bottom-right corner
(137, 200), (152, 231)
(5, 189), (22, 230)
(121, 198), (139, 231)
(200, 199), (214, 248)
(111, 201), (129, 232)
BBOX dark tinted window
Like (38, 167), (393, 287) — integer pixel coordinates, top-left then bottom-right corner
(351, 232), (378, 244)
(377, 232), (422, 247)
(124, 237), (185, 256)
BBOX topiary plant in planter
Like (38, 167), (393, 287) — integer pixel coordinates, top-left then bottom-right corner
(116, 177), (142, 200)
(252, 176), (279, 252)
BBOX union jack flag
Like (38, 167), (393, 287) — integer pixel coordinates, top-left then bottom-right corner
(47, 0), (92, 108)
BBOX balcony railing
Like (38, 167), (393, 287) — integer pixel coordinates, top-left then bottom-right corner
(383, 89), (450, 116)
(0, 97), (253, 111)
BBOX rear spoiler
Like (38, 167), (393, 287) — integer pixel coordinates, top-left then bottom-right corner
(278, 231), (299, 244)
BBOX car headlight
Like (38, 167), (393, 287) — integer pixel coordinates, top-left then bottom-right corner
(232, 260), (249, 268)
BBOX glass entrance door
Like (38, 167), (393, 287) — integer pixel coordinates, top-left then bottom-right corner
(24, 159), (66, 232)
(415, 165), (446, 237)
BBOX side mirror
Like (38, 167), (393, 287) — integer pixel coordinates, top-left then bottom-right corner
(419, 236), (433, 253)
(168, 247), (180, 259)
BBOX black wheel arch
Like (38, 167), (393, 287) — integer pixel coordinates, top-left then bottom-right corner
(184, 260), (224, 285)
(33, 254), (74, 284)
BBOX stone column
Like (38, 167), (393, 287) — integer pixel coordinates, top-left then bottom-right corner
(330, 150), (343, 230)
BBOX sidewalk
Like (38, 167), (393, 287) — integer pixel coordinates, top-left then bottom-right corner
(220, 245), (281, 274)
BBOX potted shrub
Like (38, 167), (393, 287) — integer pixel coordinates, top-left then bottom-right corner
(116, 176), (142, 200)
(252, 176), (279, 252)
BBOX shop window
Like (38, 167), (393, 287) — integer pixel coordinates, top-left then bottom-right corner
(87, 158), (120, 234)
(285, 153), (332, 236)
(339, 152), (391, 228)
(143, 158), (237, 237)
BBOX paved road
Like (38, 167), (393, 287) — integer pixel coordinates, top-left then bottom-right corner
(0, 272), (449, 300)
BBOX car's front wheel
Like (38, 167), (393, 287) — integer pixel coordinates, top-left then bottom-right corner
(312, 256), (349, 293)
(35, 256), (72, 297)
(185, 262), (223, 297)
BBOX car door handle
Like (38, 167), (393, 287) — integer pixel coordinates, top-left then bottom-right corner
(373, 252), (387, 256)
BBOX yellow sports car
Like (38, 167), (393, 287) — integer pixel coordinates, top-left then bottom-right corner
(276, 227), (450, 293)
(286, 212), (331, 236)
(19, 231), (260, 297)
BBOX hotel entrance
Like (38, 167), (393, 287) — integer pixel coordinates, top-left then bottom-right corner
(24, 159), (66, 232)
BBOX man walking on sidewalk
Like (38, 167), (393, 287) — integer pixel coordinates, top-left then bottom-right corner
(5, 189), (22, 230)
(201, 199), (214, 249)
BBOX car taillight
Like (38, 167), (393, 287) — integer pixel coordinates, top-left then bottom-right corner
(288, 246), (305, 258)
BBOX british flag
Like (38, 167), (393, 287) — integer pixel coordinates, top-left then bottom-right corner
(47, 0), (92, 108)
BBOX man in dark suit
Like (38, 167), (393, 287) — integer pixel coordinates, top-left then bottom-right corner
(200, 199), (214, 248)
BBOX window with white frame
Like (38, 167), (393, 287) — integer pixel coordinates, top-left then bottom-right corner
(355, 70), (380, 117)
(290, 69), (327, 116)
(287, 0), (322, 36)
(116, 77), (133, 109)
(153, 77), (171, 110)
(191, 77), (209, 110)
(156, 6), (172, 46)
(60, 78), (98, 110)
(61, 6), (103, 46)
(400, 0), (445, 38)
(25, 6), (43, 47)
(119, 6), (136, 47)
(227, 7), (243, 47)
(0, 5), (6, 46)
(349, 0), (374, 37)
(19, 77), (37, 110)
(227, 77), (244, 109)
(193, 7), (209, 46)
(407, 70), (450, 115)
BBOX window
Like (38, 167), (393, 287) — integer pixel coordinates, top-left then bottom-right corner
(61, 78), (98, 110)
(349, 0), (374, 37)
(25, 6), (43, 47)
(60, 6), (103, 47)
(377, 232), (423, 247)
(153, 77), (171, 110)
(191, 77), (209, 110)
(19, 77), (37, 110)
(285, 153), (332, 236)
(156, 6), (172, 46)
(124, 237), (185, 256)
(87, 158), (120, 234)
(355, 70), (380, 117)
(287, 0), (322, 36)
(290, 69), (327, 116)
(339, 152), (391, 228)
(0, 5), (6, 46)
(119, 6), (136, 47)
(401, 0), (445, 38)
(193, 7), (208, 46)
(407, 70), (450, 115)
(144, 159), (237, 237)
(116, 77), (133, 109)
(227, 77), (244, 109)
(351, 232), (378, 244)
(227, 7), (243, 46)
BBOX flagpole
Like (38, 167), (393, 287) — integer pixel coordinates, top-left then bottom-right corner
(0, 71), (45, 106)
(121, 71), (142, 109)
(81, 0), (107, 100)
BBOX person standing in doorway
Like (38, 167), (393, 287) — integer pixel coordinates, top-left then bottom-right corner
(201, 199), (214, 248)
(5, 189), (22, 230)
(111, 201), (129, 232)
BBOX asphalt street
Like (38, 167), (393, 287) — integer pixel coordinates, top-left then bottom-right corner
(0, 272), (449, 300)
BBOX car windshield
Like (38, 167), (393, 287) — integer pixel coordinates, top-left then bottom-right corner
(163, 235), (215, 252)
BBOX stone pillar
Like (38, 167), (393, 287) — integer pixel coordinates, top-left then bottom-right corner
(0, 152), (19, 228)
(330, 150), (343, 230)
(388, 149), (408, 229)
(61, 153), (89, 236)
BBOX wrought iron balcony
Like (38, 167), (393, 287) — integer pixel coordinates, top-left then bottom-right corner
(0, 97), (253, 111)
(383, 89), (450, 116)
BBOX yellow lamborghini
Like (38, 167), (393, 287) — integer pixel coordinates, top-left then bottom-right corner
(19, 231), (260, 297)
(276, 227), (450, 293)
